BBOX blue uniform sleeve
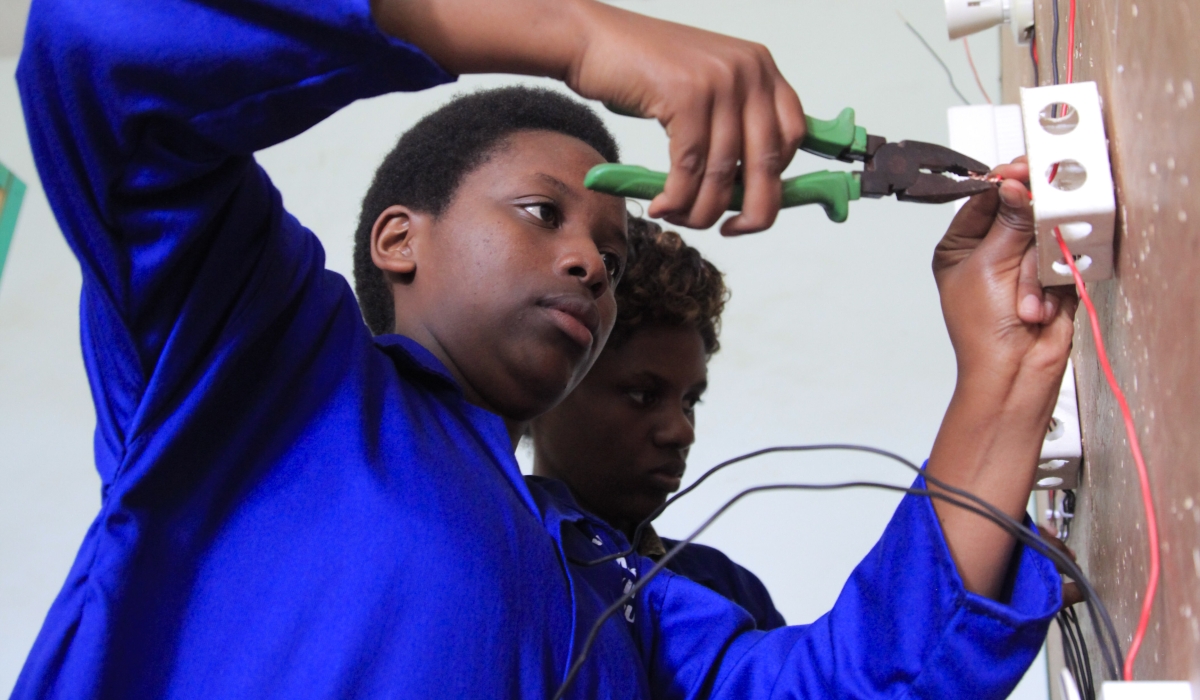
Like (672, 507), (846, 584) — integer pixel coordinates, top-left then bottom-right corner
(16, 0), (453, 484)
(659, 539), (787, 631)
(637, 476), (1060, 700)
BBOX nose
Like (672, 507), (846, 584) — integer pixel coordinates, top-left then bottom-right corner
(653, 403), (696, 451)
(557, 242), (610, 299)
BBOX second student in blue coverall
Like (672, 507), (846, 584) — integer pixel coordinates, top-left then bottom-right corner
(14, 0), (1077, 697)
(528, 218), (786, 631)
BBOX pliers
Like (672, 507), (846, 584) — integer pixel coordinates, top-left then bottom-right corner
(584, 108), (995, 223)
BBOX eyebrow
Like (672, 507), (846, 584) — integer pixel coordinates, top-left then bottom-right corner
(627, 370), (708, 394)
(534, 172), (571, 195)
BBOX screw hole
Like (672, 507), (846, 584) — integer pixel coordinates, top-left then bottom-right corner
(1039, 103), (1080, 135)
(1058, 221), (1093, 241)
(1048, 160), (1088, 190)
(1040, 460), (1069, 472)
(1038, 476), (1065, 488)
(1046, 417), (1065, 441)
(1052, 254), (1092, 276)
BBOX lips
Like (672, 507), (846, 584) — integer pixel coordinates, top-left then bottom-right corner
(645, 462), (686, 493)
(538, 295), (601, 350)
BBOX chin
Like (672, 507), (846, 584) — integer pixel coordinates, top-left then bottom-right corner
(496, 367), (578, 422)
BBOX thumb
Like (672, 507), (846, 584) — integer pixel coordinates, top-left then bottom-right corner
(979, 177), (1036, 262)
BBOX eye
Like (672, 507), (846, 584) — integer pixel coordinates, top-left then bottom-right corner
(521, 202), (561, 226)
(628, 389), (657, 408)
(601, 252), (624, 282)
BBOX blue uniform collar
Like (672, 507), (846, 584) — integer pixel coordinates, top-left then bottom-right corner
(371, 334), (464, 394)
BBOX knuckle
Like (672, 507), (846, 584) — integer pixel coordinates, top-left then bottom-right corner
(750, 150), (785, 176)
(676, 150), (707, 178)
(705, 159), (739, 184)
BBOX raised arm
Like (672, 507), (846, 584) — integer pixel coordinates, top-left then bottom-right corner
(634, 162), (1070, 699)
(18, 0), (806, 483)
(925, 159), (1078, 598)
(18, 0), (456, 482)
(371, 0), (807, 235)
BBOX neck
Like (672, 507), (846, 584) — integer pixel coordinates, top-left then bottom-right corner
(532, 460), (636, 537)
(393, 319), (523, 449)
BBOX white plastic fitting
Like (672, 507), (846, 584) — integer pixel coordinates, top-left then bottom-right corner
(1062, 669), (1084, 700)
(945, 0), (1034, 43)
(947, 104), (1026, 211)
(1100, 681), (1194, 700)
(947, 104), (1026, 171)
(1036, 360), (1082, 490)
(1020, 82), (1116, 286)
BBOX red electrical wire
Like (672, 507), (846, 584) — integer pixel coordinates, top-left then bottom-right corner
(963, 38), (993, 105)
(1052, 228), (1160, 681)
(1065, 0), (1077, 83)
(1058, 0), (1161, 678)
(1048, 0), (1078, 184)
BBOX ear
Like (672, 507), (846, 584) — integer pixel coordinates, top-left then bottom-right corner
(370, 204), (429, 279)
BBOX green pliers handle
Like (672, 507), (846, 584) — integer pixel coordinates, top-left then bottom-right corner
(586, 108), (868, 222)
(802, 107), (870, 160)
(602, 103), (870, 160)
(584, 166), (861, 223)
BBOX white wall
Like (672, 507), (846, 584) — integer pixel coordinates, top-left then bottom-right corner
(0, 1), (1047, 696)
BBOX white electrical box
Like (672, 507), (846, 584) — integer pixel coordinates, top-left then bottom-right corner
(1020, 82), (1116, 286)
(1100, 681), (1194, 700)
(1036, 360), (1082, 490)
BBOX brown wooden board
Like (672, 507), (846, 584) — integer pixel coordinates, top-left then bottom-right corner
(1002, 0), (1200, 693)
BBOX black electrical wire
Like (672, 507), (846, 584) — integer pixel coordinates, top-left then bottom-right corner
(1065, 607), (1099, 700)
(568, 445), (921, 568)
(550, 472), (1124, 700)
(1030, 26), (1041, 86)
(898, 15), (972, 105)
(1051, 0), (1062, 86)
(1061, 489), (1077, 542)
(1059, 607), (1095, 700)
(563, 444), (1124, 686)
(1059, 610), (1084, 697)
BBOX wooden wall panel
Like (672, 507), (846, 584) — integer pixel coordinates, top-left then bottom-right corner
(1004, 0), (1200, 691)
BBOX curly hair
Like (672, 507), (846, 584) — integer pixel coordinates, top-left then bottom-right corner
(610, 218), (728, 355)
(353, 86), (620, 336)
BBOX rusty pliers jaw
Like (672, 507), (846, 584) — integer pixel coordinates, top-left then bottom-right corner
(859, 140), (996, 204)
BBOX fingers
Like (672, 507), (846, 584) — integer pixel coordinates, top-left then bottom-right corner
(722, 85), (784, 235)
(677, 86), (744, 228)
(931, 188), (999, 275)
(1062, 581), (1085, 608)
(650, 90), (714, 222)
(773, 75), (806, 171)
(645, 44), (797, 233)
(991, 159), (1030, 184)
(1044, 285), (1080, 348)
(1016, 243), (1045, 324)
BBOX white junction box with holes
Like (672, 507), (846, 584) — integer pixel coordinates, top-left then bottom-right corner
(1100, 681), (1194, 699)
(1036, 359), (1082, 490)
(1020, 81), (1116, 286)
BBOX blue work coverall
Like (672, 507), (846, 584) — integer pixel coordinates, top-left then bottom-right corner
(13, 0), (1060, 697)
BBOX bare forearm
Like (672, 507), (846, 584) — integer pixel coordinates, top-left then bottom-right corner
(370, 0), (597, 79)
(369, 0), (807, 235)
(927, 367), (1060, 599)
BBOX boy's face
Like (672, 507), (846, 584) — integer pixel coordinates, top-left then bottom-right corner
(531, 325), (708, 534)
(384, 130), (628, 422)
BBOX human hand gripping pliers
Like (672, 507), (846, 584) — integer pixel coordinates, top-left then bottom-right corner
(584, 108), (997, 223)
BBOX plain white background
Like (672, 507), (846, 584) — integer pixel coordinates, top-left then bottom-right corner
(0, 0), (1049, 696)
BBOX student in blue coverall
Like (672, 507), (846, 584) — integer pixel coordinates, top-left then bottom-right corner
(527, 218), (786, 632)
(14, 0), (1078, 696)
